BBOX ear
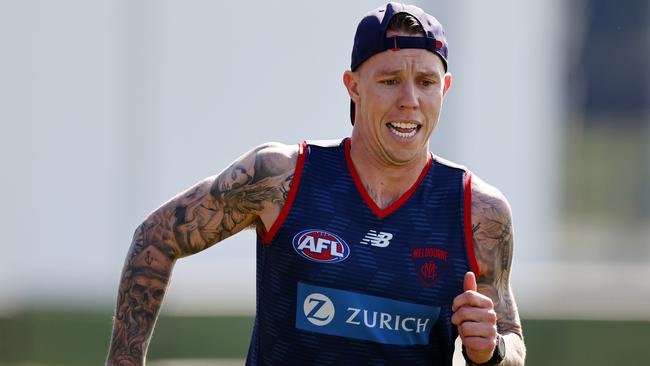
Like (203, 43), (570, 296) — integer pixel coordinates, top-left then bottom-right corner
(442, 72), (452, 97)
(343, 70), (361, 103)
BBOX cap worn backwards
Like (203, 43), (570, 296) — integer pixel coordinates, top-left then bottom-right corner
(349, 2), (448, 124)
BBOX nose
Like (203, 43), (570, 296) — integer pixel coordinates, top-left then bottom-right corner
(398, 81), (419, 110)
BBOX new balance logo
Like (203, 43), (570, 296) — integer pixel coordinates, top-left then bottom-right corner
(360, 230), (393, 248)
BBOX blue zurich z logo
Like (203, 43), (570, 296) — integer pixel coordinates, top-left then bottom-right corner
(303, 293), (335, 326)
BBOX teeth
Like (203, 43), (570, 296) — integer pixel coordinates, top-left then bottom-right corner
(391, 129), (417, 138)
(388, 121), (418, 138)
(389, 121), (418, 129)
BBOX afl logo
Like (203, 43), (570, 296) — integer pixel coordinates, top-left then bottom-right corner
(292, 229), (350, 263)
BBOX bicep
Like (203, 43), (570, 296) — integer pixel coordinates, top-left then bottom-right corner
(145, 144), (296, 258)
(471, 178), (523, 338)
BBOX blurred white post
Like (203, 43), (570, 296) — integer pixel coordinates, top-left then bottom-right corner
(114, 0), (164, 230)
(646, 1), (650, 220)
(437, 0), (565, 263)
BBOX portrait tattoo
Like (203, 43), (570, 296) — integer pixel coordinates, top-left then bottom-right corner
(107, 146), (297, 364)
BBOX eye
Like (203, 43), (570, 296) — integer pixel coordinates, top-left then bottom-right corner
(380, 79), (399, 86)
(420, 79), (437, 87)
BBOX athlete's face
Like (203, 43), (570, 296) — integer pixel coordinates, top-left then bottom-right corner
(344, 37), (451, 166)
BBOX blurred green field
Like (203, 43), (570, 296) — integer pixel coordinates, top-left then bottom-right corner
(1, 310), (648, 366)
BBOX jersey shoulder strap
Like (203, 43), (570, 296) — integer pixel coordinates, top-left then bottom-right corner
(305, 138), (345, 148)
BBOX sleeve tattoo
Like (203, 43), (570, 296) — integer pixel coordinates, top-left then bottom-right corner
(106, 146), (296, 365)
(471, 180), (523, 340)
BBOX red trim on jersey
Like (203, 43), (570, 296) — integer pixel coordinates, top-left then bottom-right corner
(463, 171), (480, 275)
(259, 142), (306, 245)
(344, 138), (432, 220)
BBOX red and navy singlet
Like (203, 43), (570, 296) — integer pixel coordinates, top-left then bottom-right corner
(248, 138), (478, 365)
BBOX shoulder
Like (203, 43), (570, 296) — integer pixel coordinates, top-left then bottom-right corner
(470, 173), (512, 225)
(249, 142), (300, 177)
(431, 154), (468, 172)
(210, 142), (299, 197)
(469, 173), (514, 276)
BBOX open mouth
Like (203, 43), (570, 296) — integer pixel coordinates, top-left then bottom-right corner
(387, 121), (421, 139)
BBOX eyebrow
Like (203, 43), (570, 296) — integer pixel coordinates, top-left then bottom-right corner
(374, 69), (441, 78)
(374, 69), (402, 77)
(418, 71), (441, 79)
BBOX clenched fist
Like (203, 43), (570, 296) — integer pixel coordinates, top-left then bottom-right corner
(451, 271), (499, 364)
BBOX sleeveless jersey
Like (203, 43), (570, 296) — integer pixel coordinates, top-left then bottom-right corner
(247, 138), (478, 365)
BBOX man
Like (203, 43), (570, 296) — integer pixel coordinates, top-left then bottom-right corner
(107, 3), (525, 365)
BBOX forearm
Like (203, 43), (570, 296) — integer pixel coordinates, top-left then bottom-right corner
(496, 289), (525, 365)
(493, 332), (525, 366)
(105, 144), (297, 365)
(106, 223), (176, 366)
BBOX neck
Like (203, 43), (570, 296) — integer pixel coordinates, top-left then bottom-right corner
(348, 137), (429, 210)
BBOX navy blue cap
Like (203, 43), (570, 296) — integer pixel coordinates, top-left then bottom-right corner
(349, 3), (448, 124)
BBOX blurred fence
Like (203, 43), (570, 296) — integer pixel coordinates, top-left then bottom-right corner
(1, 310), (649, 366)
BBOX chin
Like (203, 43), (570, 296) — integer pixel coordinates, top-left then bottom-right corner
(382, 146), (421, 165)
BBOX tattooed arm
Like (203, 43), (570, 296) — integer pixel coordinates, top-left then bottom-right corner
(452, 175), (525, 365)
(106, 143), (298, 366)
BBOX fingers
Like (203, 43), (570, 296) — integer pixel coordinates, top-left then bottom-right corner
(451, 303), (497, 327)
(464, 271), (477, 292)
(452, 272), (496, 322)
(452, 289), (493, 312)
(454, 271), (499, 363)
(454, 317), (497, 338)
(453, 305), (498, 363)
(462, 335), (498, 362)
(452, 272), (489, 312)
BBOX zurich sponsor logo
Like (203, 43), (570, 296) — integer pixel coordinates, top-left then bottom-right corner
(296, 282), (440, 345)
(292, 229), (350, 263)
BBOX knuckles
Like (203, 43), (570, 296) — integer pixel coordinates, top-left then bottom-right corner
(457, 320), (498, 339)
(453, 287), (500, 362)
(451, 305), (498, 326)
(463, 336), (496, 352)
(452, 290), (494, 312)
(486, 309), (497, 324)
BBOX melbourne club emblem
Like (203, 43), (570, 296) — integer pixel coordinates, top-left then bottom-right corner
(411, 246), (449, 287)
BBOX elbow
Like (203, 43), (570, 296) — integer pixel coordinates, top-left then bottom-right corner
(131, 219), (180, 261)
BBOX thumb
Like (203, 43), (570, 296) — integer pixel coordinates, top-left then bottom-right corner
(464, 271), (477, 292)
